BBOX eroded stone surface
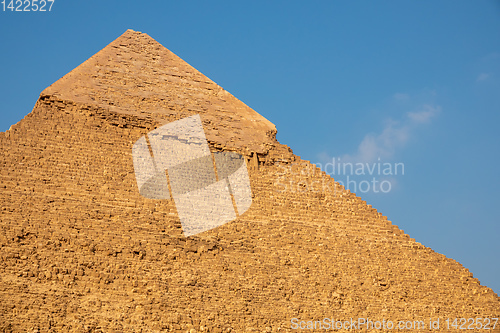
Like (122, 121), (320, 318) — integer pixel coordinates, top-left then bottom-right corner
(0, 30), (498, 332)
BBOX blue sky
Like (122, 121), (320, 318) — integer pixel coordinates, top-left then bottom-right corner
(1, 1), (499, 294)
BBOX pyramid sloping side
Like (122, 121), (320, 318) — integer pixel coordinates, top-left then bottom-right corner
(42, 29), (292, 160)
(0, 31), (499, 331)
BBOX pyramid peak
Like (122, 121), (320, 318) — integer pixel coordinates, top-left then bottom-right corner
(40, 30), (293, 161)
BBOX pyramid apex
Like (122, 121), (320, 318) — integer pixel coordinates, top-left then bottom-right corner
(39, 30), (292, 161)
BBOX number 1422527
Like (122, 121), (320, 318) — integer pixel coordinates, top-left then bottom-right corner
(2, 0), (54, 12)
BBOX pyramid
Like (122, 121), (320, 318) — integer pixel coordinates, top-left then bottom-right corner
(1, 29), (498, 332)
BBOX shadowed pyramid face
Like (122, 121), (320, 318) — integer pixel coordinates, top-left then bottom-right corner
(132, 114), (252, 236)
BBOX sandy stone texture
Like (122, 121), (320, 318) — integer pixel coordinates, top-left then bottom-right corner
(0, 30), (498, 332)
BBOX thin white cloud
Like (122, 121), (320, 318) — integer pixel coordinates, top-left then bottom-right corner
(319, 100), (440, 165)
(349, 120), (410, 163)
(393, 93), (410, 101)
(476, 73), (490, 82)
(408, 104), (440, 124)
